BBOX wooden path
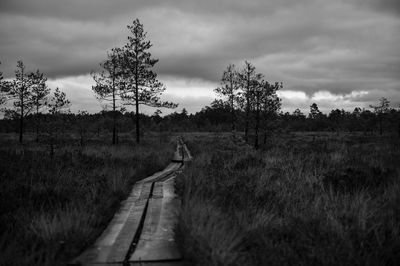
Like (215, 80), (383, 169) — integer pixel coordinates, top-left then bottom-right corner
(70, 138), (192, 266)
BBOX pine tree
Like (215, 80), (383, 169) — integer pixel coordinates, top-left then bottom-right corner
(0, 61), (6, 106)
(29, 70), (50, 142)
(120, 19), (177, 143)
(215, 64), (240, 131)
(3, 61), (35, 143)
(45, 87), (70, 156)
(309, 103), (322, 119)
(370, 97), (390, 135)
(47, 87), (70, 115)
(253, 80), (281, 148)
(0, 62), (7, 106)
(238, 61), (263, 142)
(92, 47), (125, 144)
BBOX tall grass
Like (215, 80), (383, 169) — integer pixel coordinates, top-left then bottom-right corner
(176, 133), (400, 265)
(0, 133), (174, 266)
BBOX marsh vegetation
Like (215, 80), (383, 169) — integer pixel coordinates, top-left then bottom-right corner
(176, 132), (400, 265)
(0, 133), (173, 266)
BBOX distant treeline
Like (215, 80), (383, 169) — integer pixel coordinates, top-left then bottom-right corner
(280, 100), (400, 135)
(0, 97), (399, 138)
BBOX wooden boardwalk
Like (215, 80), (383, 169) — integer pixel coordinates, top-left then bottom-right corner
(70, 139), (192, 266)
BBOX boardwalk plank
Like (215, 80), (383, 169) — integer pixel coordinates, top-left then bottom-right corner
(71, 139), (188, 266)
(71, 183), (144, 264)
(129, 178), (181, 262)
(106, 182), (152, 263)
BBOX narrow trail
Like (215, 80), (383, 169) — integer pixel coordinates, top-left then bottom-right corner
(70, 138), (192, 266)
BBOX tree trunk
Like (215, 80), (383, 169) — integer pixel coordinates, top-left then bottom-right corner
(112, 117), (116, 145)
(19, 95), (24, 143)
(263, 129), (267, 145)
(19, 111), (23, 143)
(116, 127), (119, 144)
(230, 84), (235, 132)
(397, 120), (400, 138)
(19, 69), (25, 144)
(36, 122), (39, 142)
(50, 139), (54, 158)
(244, 74), (250, 142)
(135, 81), (140, 144)
(245, 103), (249, 142)
(112, 68), (116, 145)
(36, 105), (39, 143)
(255, 107), (259, 149)
(80, 129), (84, 147)
(379, 116), (383, 135)
(263, 104), (268, 145)
(231, 96), (235, 132)
(134, 48), (140, 144)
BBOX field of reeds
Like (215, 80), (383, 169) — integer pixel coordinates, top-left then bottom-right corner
(176, 132), (400, 265)
(0, 132), (174, 266)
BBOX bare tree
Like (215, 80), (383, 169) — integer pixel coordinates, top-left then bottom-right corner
(214, 64), (240, 131)
(92, 48), (125, 144)
(120, 19), (177, 143)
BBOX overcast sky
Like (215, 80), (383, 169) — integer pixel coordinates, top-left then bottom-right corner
(1, 0), (399, 115)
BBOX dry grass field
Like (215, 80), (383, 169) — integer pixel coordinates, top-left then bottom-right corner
(0, 133), (174, 266)
(176, 132), (400, 265)
(1, 131), (399, 265)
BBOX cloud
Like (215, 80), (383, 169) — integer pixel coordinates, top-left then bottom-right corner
(44, 74), (215, 115)
(278, 89), (382, 115)
(0, 0), (317, 21)
(0, 13), (128, 78)
(349, 0), (400, 16)
(46, 75), (100, 113)
(0, 0), (399, 113)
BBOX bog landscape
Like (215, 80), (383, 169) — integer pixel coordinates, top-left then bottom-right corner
(1, 1), (400, 266)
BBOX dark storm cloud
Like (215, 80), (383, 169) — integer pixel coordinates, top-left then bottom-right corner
(0, 11), (126, 77)
(352, 0), (400, 16)
(376, 0), (400, 15)
(1, 0), (400, 112)
(0, 0), (310, 21)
